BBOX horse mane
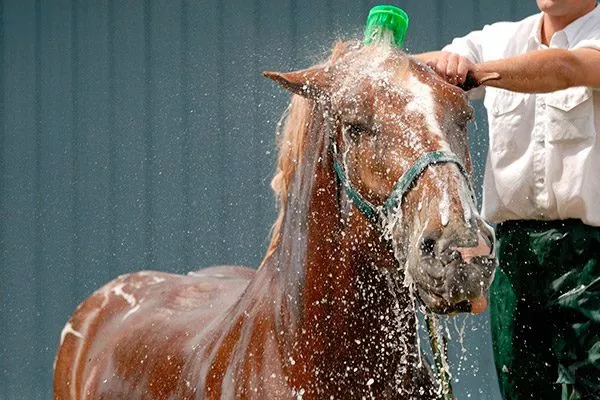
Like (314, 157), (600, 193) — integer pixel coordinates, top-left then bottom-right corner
(260, 41), (350, 267)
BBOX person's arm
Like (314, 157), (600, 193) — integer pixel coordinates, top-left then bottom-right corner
(470, 48), (600, 92)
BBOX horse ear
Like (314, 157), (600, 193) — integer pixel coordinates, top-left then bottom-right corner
(263, 67), (328, 99)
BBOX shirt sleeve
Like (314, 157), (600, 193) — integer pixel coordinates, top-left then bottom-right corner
(441, 27), (489, 64)
(442, 27), (492, 99)
(573, 39), (600, 51)
(574, 39), (600, 90)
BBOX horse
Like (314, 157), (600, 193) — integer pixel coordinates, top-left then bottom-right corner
(53, 39), (497, 399)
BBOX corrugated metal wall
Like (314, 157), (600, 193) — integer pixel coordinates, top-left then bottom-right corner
(0, 1), (538, 398)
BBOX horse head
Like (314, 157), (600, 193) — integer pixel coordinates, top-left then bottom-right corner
(265, 41), (497, 315)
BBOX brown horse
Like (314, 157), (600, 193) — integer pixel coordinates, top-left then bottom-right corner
(53, 40), (496, 399)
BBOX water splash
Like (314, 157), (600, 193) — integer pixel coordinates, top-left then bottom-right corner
(438, 189), (450, 227)
(365, 28), (398, 49)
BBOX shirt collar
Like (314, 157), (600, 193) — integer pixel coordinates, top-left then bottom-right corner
(529, 13), (544, 48)
(530, 3), (599, 48)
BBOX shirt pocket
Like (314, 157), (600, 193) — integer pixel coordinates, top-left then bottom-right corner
(545, 86), (595, 143)
(484, 89), (527, 152)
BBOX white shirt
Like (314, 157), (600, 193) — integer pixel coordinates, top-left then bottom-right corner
(443, 5), (600, 226)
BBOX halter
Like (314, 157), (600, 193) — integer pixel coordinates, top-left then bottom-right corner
(331, 136), (475, 228)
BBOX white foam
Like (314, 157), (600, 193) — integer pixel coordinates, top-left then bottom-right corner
(111, 283), (137, 307)
(122, 304), (141, 321)
(438, 188), (450, 227)
(60, 321), (84, 346)
(406, 75), (448, 148)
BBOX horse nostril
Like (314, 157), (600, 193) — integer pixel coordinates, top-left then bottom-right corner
(420, 238), (436, 257)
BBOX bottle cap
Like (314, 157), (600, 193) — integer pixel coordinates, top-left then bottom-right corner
(363, 5), (409, 48)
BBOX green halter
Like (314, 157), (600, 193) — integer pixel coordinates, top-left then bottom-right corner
(333, 149), (474, 227)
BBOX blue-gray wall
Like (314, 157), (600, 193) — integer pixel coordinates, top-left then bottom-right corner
(0, 1), (539, 399)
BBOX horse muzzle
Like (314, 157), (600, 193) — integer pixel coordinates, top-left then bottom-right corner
(414, 255), (497, 314)
(409, 222), (498, 315)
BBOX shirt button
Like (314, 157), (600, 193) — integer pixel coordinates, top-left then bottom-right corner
(540, 103), (546, 109)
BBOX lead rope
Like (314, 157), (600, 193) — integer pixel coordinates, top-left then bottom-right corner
(425, 314), (455, 400)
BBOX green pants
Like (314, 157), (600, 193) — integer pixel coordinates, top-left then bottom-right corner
(489, 219), (600, 400)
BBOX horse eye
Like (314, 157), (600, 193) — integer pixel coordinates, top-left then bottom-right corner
(344, 123), (368, 140)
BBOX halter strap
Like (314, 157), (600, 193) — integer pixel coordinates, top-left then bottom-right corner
(383, 150), (474, 215)
(333, 149), (474, 227)
(333, 158), (380, 224)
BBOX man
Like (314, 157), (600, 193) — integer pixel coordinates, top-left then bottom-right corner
(416, 1), (600, 399)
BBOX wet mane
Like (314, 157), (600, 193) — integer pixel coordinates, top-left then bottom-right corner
(261, 41), (350, 265)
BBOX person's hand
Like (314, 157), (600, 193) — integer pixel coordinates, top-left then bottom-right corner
(424, 51), (475, 86)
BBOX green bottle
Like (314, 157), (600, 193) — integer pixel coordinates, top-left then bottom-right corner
(363, 5), (409, 48)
